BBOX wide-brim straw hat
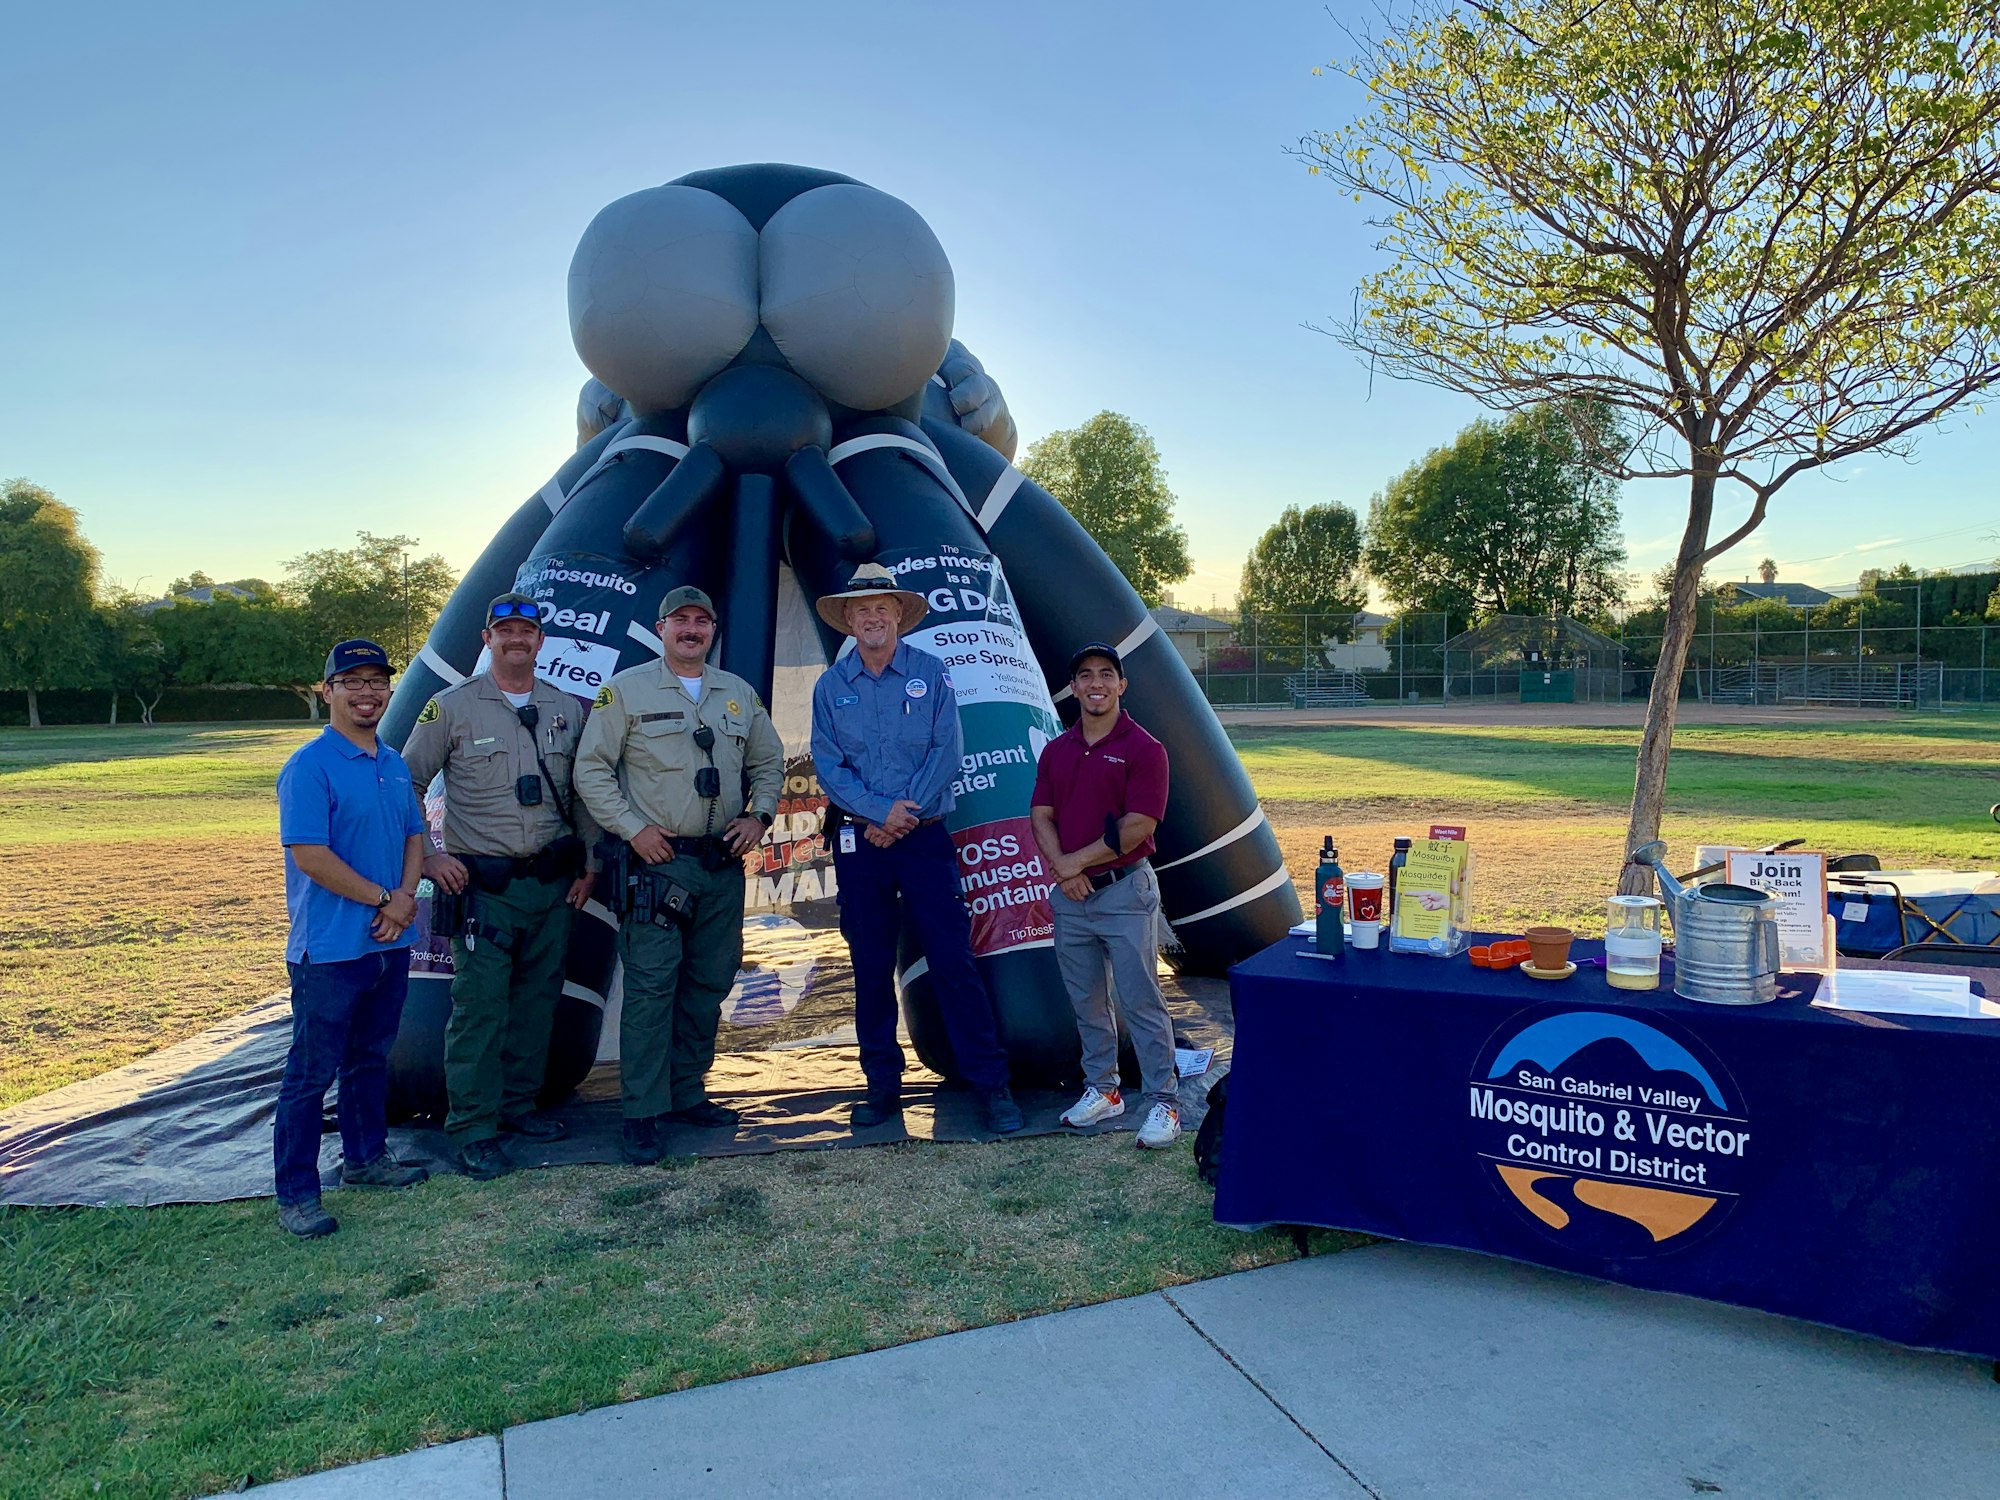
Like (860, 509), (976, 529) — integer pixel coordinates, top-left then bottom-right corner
(815, 562), (929, 635)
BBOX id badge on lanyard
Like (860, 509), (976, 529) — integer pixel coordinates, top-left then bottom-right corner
(839, 824), (858, 855)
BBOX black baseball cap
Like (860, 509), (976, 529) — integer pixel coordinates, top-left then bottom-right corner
(323, 639), (394, 680)
(1068, 642), (1123, 677)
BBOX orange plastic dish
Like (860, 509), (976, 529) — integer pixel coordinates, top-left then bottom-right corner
(1469, 945), (1492, 968)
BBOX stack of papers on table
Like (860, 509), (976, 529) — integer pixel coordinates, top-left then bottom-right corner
(1812, 969), (2000, 1020)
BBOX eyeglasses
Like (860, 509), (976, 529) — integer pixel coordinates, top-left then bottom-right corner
(489, 601), (542, 621)
(329, 676), (391, 692)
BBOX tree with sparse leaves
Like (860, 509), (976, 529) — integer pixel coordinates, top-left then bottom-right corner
(1020, 412), (1191, 607)
(1301, 0), (2000, 890)
(0, 479), (102, 727)
(1366, 402), (1628, 625)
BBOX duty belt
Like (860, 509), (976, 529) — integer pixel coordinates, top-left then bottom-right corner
(1086, 862), (1141, 892)
(459, 836), (584, 890)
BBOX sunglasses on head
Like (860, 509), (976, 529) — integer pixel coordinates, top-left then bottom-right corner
(490, 601), (542, 622)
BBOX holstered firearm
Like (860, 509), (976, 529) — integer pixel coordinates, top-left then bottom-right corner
(596, 836), (693, 929)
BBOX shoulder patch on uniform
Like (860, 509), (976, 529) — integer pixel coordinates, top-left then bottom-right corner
(594, 685), (615, 710)
(416, 697), (441, 725)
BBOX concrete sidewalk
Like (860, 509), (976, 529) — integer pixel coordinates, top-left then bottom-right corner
(219, 1242), (2000, 1499)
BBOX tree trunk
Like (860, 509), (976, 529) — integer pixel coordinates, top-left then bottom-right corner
(26, 688), (41, 729)
(1619, 469), (1717, 895)
(109, 692), (119, 726)
(296, 687), (322, 722)
(139, 691), (163, 726)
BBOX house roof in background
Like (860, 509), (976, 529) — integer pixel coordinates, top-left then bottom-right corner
(1730, 581), (1835, 606)
(1149, 606), (1237, 634)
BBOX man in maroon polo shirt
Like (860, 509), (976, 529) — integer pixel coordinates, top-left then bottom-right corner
(1029, 642), (1180, 1149)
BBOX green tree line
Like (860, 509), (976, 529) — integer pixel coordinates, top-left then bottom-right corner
(0, 478), (455, 727)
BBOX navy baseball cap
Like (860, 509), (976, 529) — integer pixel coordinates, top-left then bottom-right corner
(1068, 642), (1123, 677)
(323, 639), (394, 680)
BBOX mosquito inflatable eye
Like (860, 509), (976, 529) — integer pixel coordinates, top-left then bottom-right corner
(568, 185), (759, 414)
(758, 184), (954, 412)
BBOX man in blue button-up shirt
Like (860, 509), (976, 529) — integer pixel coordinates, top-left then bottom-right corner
(810, 564), (1021, 1134)
(271, 639), (431, 1237)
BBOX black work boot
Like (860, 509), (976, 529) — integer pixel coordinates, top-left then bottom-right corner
(341, 1154), (429, 1189)
(500, 1111), (567, 1142)
(981, 1086), (1025, 1135)
(621, 1116), (664, 1166)
(457, 1137), (512, 1181)
(665, 1099), (740, 1129)
(850, 1093), (904, 1129)
(278, 1198), (338, 1238)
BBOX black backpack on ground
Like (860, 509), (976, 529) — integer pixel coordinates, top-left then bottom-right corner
(1193, 1072), (1228, 1188)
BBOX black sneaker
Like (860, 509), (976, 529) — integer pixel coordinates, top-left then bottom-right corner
(850, 1094), (903, 1129)
(457, 1137), (512, 1181)
(340, 1154), (429, 1189)
(500, 1112), (567, 1142)
(278, 1198), (338, 1238)
(621, 1116), (664, 1165)
(665, 1099), (740, 1129)
(981, 1087), (1025, 1135)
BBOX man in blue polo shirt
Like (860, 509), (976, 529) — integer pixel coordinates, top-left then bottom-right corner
(272, 639), (431, 1237)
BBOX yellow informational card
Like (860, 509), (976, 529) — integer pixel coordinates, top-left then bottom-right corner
(1392, 837), (1472, 954)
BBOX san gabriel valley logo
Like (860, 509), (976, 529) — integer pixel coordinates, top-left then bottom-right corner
(1468, 1008), (1751, 1256)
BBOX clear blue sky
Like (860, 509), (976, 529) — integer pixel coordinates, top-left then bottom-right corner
(5, 1), (1995, 611)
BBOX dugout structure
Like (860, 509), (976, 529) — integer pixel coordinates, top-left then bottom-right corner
(1439, 616), (1623, 703)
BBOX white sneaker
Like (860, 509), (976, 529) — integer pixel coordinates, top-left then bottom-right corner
(1136, 1102), (1182, 1149)
(1060, 1086), (1125, 1128)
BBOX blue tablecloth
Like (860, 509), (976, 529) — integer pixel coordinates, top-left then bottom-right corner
(1215, 936), (2000, 1362)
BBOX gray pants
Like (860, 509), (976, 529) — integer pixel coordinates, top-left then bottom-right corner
(1050, 861), (1178, 1108)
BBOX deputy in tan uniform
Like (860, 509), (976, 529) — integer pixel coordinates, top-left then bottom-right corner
(402, 592), (601, 1180)
(574, 584), (783, 1163)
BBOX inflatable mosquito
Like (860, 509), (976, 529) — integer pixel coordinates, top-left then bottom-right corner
(381, 164), (1298, 1112)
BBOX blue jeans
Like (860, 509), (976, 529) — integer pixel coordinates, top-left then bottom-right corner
(274, 951), (409, 1205)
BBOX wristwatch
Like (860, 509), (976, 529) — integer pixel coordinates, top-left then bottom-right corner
(755, 810), (773, 827)
(374, 887), (393, 909)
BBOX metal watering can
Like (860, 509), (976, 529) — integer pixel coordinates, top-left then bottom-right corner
(1630, 841), (1781, 1005)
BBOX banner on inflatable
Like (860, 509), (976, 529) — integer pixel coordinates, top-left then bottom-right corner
(887, 542), (1061, 958)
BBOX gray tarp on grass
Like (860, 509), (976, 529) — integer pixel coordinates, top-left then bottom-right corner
(0, 976), (1231, 1208)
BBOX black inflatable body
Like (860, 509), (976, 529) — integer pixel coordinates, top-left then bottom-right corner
(380, 164), (1299, 1117)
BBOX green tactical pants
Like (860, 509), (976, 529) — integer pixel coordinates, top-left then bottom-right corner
(616, 858), (745, 1118)
(444, 872), (574, 1143)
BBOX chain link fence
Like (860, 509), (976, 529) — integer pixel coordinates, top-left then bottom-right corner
(1173, 611), (2000, 711)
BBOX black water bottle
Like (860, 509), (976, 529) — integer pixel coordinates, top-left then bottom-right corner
(1315, 839), (1345, 956)
(1388, 837), (1412, 927)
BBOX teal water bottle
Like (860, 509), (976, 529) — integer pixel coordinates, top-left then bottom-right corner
(1315, 839), (1345, 956)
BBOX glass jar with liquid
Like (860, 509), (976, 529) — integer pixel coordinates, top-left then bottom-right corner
(1605, 894), (1664, 990)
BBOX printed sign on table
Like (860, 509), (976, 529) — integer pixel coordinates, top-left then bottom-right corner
(1725, 850), (1829, 970)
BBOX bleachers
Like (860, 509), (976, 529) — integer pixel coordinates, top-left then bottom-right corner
(1281, 669), (1374, 708)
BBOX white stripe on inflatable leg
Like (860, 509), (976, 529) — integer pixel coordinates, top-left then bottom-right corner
(975, 466), (1024, 531)
(417, 644), (466, 685)
(1168, 865), (1294, 926)
(1152, 807), (1270, 873)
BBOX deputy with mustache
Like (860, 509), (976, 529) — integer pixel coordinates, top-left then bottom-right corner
(574, 586), (782, 1164)
(402, 593), (600, 1182)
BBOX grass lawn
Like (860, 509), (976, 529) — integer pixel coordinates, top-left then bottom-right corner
(3, 712), (1996, 1498)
